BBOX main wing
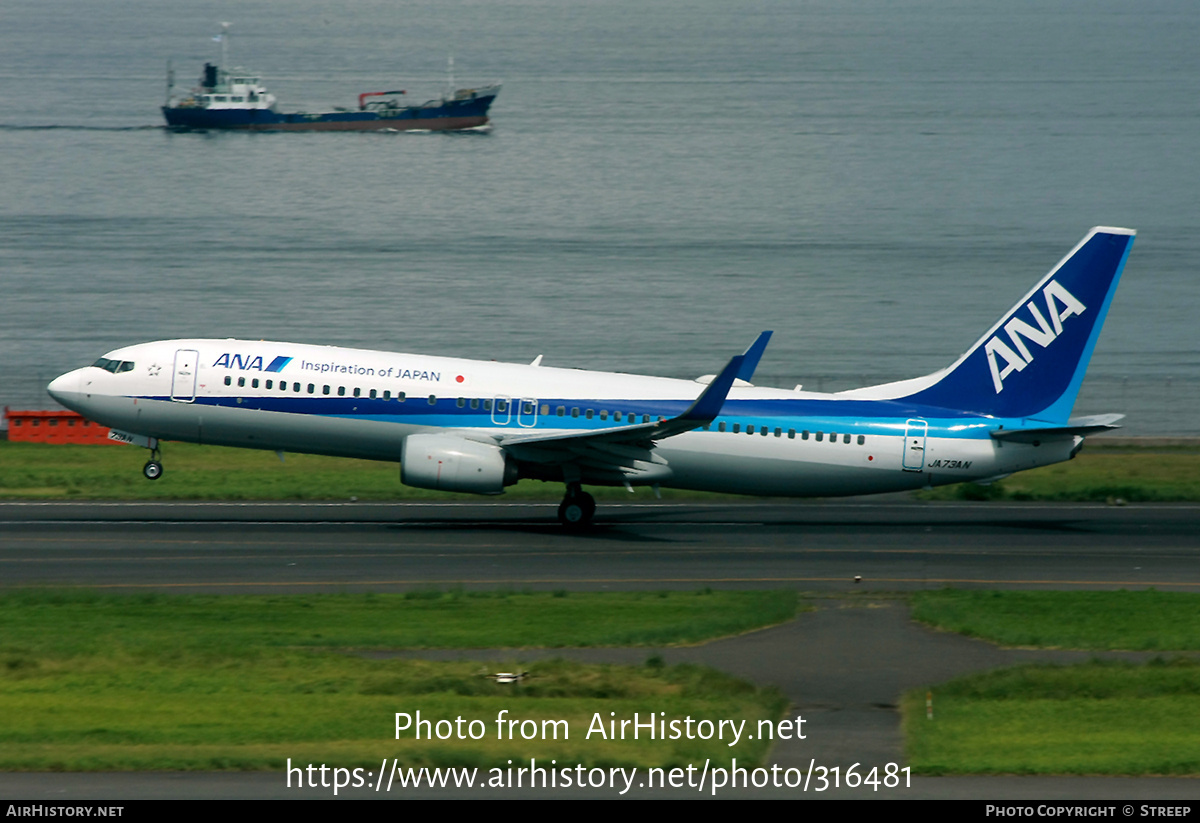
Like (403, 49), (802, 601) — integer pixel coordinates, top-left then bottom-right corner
(482, 351), (747, 485)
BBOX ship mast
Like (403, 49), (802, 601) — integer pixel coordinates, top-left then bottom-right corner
(216, 21), (232, 86)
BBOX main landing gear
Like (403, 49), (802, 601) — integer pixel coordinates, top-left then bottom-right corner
(557, 483), (596, 528)
(143, 447), (164, 481)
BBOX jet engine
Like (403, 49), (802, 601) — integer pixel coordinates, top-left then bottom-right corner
(401, 434), (518, 495)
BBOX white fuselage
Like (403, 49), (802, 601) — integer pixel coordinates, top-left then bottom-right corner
(47, 338), (1078, 498)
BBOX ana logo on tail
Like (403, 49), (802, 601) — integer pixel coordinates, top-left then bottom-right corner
(984, 279), (1087, 393)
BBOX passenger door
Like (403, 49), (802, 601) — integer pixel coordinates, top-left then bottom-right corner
(902, 418), (928, 471)
(171, 349), (199, 402)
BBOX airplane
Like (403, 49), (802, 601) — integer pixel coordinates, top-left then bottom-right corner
(47, 226), (1135, 527)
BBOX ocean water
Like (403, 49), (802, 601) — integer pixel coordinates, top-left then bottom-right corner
(2, 0), (1198, 434)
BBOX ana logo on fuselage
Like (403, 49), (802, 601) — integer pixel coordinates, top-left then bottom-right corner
(213, 354), (293, 373)
(984, 280), (1086, 393)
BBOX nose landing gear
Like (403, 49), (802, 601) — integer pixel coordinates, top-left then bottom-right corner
(557, 483), (596, 528)
(142, 446), (164, 481)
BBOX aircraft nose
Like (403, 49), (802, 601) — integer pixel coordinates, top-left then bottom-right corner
(47, 369), (82, 405)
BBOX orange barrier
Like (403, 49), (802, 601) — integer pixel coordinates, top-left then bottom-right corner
(3, 408), (114, 444)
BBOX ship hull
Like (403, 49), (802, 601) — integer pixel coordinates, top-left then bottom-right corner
(163, 92), (496, 132)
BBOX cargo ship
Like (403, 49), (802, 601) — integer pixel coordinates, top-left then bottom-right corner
(162, 58), (499, 132)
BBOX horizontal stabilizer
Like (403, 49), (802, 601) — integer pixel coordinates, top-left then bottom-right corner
(990, 413), (1124, 443)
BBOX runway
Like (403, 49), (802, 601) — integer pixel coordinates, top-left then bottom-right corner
(2, 499), (1199, 593)
(4, 499), (1199, 799)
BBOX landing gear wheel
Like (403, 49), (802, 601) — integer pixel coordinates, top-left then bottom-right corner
(143, 460), (163, 481)
(557, 490), (596, 528)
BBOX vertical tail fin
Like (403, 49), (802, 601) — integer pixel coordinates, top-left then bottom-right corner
(851, 227), (1135, 421)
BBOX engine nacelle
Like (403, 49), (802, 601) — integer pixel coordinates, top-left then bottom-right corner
(400, 434), (517, 495)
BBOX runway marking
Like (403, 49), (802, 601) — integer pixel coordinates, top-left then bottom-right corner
(1, 546), (1193, 562)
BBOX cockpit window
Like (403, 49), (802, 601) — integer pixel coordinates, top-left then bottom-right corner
(91, 358), (135, 374)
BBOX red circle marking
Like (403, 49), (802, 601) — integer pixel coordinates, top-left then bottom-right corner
(456, 375), (465, 383)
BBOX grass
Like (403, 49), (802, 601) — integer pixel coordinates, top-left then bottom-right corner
(0, 441), (739, 502)
(904, 659), (1200, 775)
(0, 441), (478, 501)
(905, 589), (1200, 775)
(0, 656), (788, 771)
(911, 589), (1200, 650)
(0, 589), (794, 771)
(2, 440), (1199, 501)
(0, 588), (801, 654)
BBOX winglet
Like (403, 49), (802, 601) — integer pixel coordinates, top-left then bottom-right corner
(680, 353), (745, 423)
(736, 331), (772, 383)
